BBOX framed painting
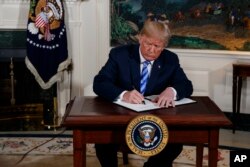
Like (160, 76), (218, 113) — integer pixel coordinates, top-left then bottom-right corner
(110, 0), (250, 51)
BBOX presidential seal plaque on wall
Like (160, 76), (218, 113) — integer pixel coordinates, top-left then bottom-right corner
(125, 114), (168, 157)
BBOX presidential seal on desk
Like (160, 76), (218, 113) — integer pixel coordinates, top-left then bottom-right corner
(125, 114), (168, 157)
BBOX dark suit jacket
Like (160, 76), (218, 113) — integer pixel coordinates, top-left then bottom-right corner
(93, 44), (193, 101)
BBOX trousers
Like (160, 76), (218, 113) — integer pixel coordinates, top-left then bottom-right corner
(95, 143), (183, 167)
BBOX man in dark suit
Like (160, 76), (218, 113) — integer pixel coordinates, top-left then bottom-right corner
(93, 15), (193, 167)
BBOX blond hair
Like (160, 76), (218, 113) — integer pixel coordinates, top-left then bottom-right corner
(140, 19), (171, 46)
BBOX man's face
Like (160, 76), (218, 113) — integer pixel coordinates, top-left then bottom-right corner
(139, 35), (165, 61)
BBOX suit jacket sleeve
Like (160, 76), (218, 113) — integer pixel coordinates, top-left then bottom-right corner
(170, 58), (193, 100)
(93, 46), (129, 101)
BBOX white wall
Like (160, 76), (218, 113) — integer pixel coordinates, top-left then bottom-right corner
(1, 0), (250, 116)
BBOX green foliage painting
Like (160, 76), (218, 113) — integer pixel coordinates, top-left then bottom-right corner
(110, 0), (250, 51)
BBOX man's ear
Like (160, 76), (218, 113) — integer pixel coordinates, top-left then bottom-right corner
(138, 34), (143, 44)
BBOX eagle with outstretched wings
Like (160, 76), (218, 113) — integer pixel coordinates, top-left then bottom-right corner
(138, 126), (157, 147)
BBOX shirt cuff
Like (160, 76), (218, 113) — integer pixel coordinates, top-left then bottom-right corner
(169, 87), (177, 100)
(116, 91), (127, 102)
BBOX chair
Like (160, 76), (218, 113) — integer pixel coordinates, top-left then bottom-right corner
(232, 63), (250, 133)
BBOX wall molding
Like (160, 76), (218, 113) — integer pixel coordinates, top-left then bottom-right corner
(1, 0), (250, 116)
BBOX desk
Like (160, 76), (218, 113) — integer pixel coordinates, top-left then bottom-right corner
(62, 96), (231, 167)
(232, 63), (250, 133)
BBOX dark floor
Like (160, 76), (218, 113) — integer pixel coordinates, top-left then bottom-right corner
(0, 105), (57, 131)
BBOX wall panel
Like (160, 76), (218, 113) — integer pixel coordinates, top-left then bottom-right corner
(1, 0), (250, 116)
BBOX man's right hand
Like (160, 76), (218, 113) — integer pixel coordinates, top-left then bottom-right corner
(122, 90), (144, 104)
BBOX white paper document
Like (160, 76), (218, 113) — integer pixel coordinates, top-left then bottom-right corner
(113, 96), (196, 112)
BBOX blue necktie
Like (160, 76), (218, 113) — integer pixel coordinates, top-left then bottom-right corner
(140, 61), (151, 95)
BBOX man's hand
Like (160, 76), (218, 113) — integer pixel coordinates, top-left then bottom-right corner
(122, 90), (144, 104)
(153, 87), (175, 107)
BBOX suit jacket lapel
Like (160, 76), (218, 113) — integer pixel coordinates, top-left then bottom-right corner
(146, 58), (162, 94)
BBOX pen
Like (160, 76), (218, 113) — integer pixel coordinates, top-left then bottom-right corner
(132, 85), (146, 105)
(144, 97), (152, 101)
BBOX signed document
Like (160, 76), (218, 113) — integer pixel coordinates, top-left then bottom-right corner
(113, 96), (196, 112)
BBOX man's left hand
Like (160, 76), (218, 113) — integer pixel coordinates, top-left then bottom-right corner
(153, 87), (175, 108)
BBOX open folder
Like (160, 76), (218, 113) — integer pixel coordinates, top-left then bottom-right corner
(113, 95), (196, 112)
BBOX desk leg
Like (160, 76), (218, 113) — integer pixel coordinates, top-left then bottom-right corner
(232, 75), (237, 133)
(208, 129), (219, 167)
(73, 130), (86, 167)
(196, 144), (204, 167)
(236, 77), (243, 128)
